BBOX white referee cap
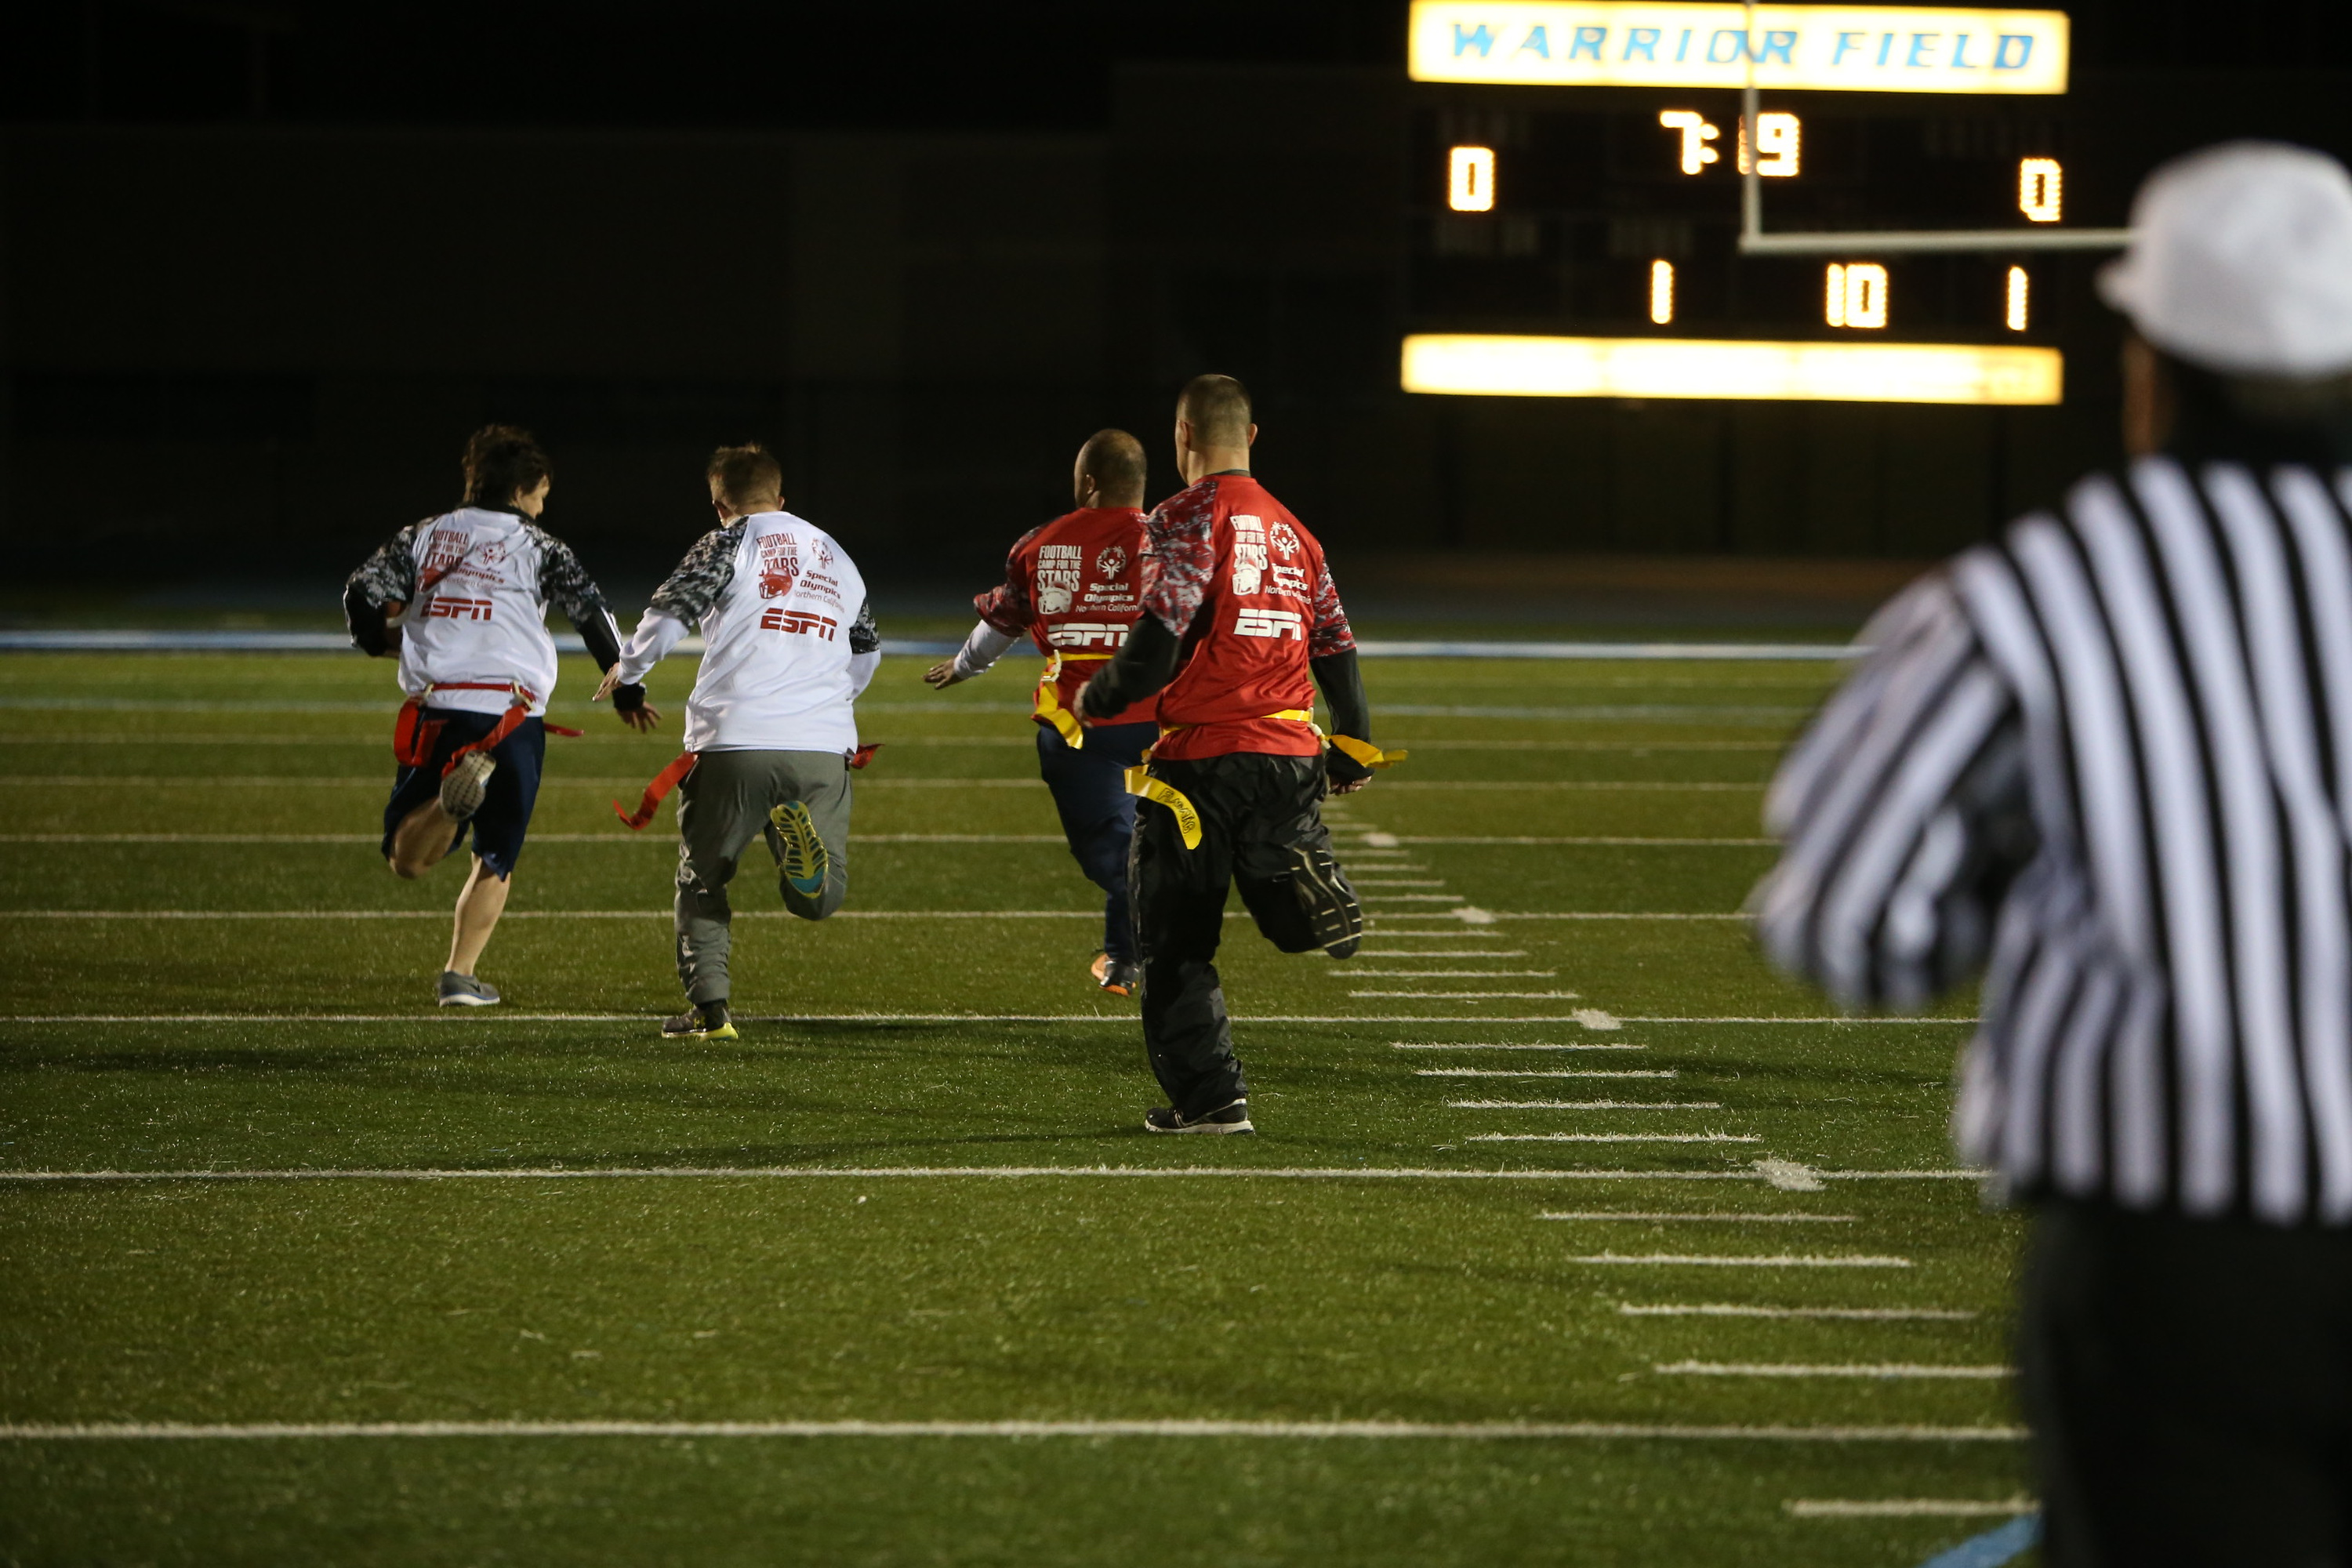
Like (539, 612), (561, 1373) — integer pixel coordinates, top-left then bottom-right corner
(2099, 141), (2352, 378)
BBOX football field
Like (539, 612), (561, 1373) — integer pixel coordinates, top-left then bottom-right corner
(0, 649), (2034, 1567)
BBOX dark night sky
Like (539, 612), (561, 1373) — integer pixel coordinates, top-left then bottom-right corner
(9, 1), (2351, 132)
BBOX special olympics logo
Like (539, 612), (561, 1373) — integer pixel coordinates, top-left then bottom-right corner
(1269, 521), (1301, 560)
(1095, 545), (1128, 578)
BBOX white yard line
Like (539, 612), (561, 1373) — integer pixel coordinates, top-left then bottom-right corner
(1468, 1133), (1761, 1144)
(1388, 837), (1775, 847)
(1372, 782), (1764, 792)
(1620, 1305), (1976, 1320)
(0, 1419), (2024, 1443)
(0, 1167), (1951, 1185)
(1657, 1363), (2013, 1380)
(1352, 951), (1533, 960)
(0, 835), (1071, 846)
(1416, 1069), (1677, 1079)
(1450, 1100), (1721, 1110)
(1355, 990), (1584, 999)
(1539, 1213), (1855, 1223)
(1570, 1254), (1913, 1268)
(1391, 1042), (1648, 1051)
(1784, 1498), (2034, 1518)
(1357, 895), (1468, 904)
(2, 1015), (1650, 1030)
(1345, 971), (1559, 978)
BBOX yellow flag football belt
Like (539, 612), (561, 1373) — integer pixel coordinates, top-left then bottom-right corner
(1033, 651), (1112, 748)
(1122, 713), (1408, 851)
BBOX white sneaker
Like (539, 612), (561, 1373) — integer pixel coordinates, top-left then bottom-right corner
(439, 750), (496, 821)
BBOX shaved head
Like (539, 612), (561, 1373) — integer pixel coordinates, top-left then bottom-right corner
(1074, 428), (1146, 508)
(1177, 374), (1253, 447)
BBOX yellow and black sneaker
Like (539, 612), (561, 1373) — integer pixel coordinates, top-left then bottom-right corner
(1287, 844), (1363, 959)
(661, 1001), (738, 1040)
(768, 800), (829, 899)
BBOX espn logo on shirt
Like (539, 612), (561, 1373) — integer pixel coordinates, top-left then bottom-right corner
(759, 606), (838, 640)
(1047, 622), (1129, 650)
(423, 596), (492, 622)
(1234, 608), (1305, 640)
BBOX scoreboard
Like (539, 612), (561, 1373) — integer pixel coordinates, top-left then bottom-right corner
(1399, 2), (2107, 404)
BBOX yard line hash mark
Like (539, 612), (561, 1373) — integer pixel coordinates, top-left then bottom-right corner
(1469, 1133), (1760, 1144)
(0, 1420), (2025, 1443)
(1621, 1305), (1975, 1320)
(1657, 1363), (2013, 1380)
(1570, 1254), (1913, 1268)
(1416, 1069), (1677, 1079)
(1783, 1498), (2034, 1518)
(1541, 1212), (1854, 1223)
(1448, 1100), (1722, 1109)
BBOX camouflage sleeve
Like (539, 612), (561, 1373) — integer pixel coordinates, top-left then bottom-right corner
(973, 524), (1047, 636)
(345, 521), (424, 608)
(1138, 485), (1219, 638)
(1306, 557), (1356, 657)
(648, 522), (746, 622)
(848, 597), (880, 655)
(530, 526), (622, 670)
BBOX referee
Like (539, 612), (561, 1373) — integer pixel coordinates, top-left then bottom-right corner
(1754, 143), (2352, 1566)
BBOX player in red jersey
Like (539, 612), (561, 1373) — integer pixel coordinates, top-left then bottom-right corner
(925, 430), (1158, 994)
(1074, 376), (1400, 1134)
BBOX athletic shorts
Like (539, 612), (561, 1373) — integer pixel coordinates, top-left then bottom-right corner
(380, 706), (546, 880)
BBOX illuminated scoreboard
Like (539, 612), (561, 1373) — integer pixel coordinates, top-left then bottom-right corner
(1400, 2), (2107, 404)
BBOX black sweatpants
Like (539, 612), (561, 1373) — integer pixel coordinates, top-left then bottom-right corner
(2021, 1196), (2352, 1566)
(1129, 751), (1333, 1118)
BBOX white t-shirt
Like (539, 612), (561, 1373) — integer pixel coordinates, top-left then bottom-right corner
(391, 509), (570, 717)
(617, 510), (880, 753)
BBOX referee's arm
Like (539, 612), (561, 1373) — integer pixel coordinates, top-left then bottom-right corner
(1749, 572), (2037, 1012)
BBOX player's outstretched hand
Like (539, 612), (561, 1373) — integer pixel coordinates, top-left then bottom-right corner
(923, 659), (967, 689)
(592, 667), (663, 731)
(1326, 748), (1374, 797)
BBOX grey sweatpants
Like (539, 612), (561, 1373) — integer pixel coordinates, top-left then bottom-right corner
(673, 748), (852, 1004)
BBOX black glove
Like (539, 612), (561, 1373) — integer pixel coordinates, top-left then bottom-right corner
(610, 681), (648, 714)
(1325, 744), (1374, 789)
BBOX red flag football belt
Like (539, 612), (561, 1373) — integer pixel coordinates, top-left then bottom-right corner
(613, 742), (886, 833)
(394, 681), (582, 776)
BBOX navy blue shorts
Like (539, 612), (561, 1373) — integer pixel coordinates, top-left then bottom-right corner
(381, 707), (546, 880)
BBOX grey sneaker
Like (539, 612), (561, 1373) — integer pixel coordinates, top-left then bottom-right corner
(442, 747), (496, 822)
(439, 750), (496, 821)
(438, 970), (500, 1007)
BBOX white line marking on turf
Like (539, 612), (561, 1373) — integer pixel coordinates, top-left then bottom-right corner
(1784, 1498), (2035, 1518)
(1392, 1042), (1646, 1051)
(1449, 1100), (1721, 1110)
(1620, 1305), (1976, 1320)
(1354, 990), (1584, 999)
(1540, 1213), (1854, 1223)
(1617, 1016), (1978, 1025)
(1348, 971), (1559, 979)
(1417, 1069), (1677, 1079)
(0, 1420), (2024, 1443)
(1388, 837), (1775, 846)
(0, 1015), (1667, 1028)
(1573, 1010), (1622, 1029)
(1352, 952), (1532, 960)
(0, 1167), (1953, 1185)
(1356, 895), (1468, 904)
(0, 835), (1072, 847)
(1571, 1254), (1911, 1268)
(1469, 1134), (1761, 1144)
(1756, 1160), (1828, 1192)
(1657, 1363), (2013, 1380)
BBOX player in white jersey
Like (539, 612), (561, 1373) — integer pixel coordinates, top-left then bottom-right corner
(343, 425), (644, 1007)
(597, 444), (880, 1040)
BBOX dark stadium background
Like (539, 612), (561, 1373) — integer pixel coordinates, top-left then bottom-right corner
(3, 1), (2350, 622)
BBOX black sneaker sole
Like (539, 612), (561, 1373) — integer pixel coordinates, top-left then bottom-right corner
(1287, 844), (1363, 959)
(1145, 1104), (1255, 1134)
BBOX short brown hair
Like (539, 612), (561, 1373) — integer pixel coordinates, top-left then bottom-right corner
(1177, 374), (1253, 446)
(706, 443), (785, 512)
(461, 424), (551, 507)
(1076, 428), (1146, 506)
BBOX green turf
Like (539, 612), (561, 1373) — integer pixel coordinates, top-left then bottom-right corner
(0, 652), (2034, 1567)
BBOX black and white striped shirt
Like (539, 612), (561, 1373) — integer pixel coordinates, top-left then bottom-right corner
(1755, 455), (2352, 1226)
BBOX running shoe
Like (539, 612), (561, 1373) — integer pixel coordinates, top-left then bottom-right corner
(662, 1001), (738, 1040)
(1144, 1099), (1254, 1134)
(437, 970), (500, 1007)
(1286, 844), (1363, 959)
(439, 750), (496, 822)
(1091, 953), (1142, 996)
(768, 800), (829, 898)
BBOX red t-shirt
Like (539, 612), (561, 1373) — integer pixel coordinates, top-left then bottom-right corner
(974, 506), (1157, 727)
(1139, 474), (1356, 761)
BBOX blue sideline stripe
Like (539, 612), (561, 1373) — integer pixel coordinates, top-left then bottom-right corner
(1919, 1513), (2039, 1568)
(0, 630), (1859, 661)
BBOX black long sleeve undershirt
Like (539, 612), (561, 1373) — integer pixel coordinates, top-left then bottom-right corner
(1079, 619), (1375, 780)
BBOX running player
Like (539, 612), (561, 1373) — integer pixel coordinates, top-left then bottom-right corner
(596, 443), (881, 1041)
(343, 423), (640, 1007)
(1074, 375), (1399, 1134)
(924, 429), (1156, 996)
